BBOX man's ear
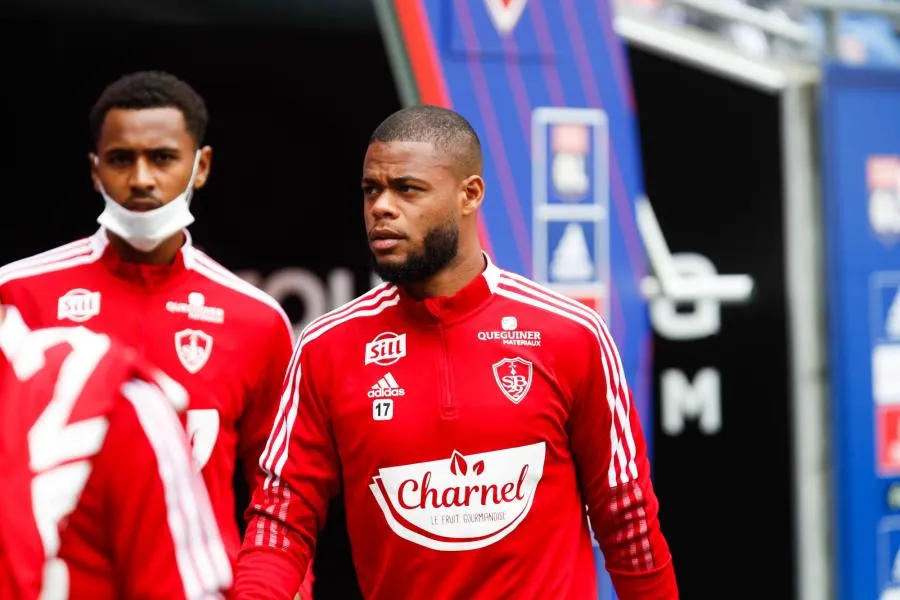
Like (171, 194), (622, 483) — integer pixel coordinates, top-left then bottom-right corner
(88, 152), (101, 193)
(460, 175), (485, 217)
(194, 146), (213, 189)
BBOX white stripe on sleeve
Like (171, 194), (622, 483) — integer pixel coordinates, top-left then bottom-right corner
(122, 379), (232, 599)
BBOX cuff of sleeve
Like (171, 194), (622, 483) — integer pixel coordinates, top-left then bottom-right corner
(609, 558), (679, 600)
(234, 547), (304, 600)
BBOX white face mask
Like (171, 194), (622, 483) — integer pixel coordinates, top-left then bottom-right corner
(95, 151), (202, 252)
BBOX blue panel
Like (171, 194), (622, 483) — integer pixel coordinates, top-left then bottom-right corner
(821, 63), (900, 600)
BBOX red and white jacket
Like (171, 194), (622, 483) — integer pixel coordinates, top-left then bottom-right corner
(0, 228), (294, 569)
(0, 307), (232, 599)
(236, 255), (677, 599)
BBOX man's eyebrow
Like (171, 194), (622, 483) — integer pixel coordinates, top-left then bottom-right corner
(103, 145), (181, 155)
(361, 176), (429, 187)
(389, 176), (429, 186)
(103, 147), (135, 155)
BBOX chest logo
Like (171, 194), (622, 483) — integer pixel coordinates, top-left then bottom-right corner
(369, 373), (406, 398)
(365, 332), (407, 366)
(175, 328), (214, 374)
(369, 442), (546, 551)
(166, 292), (225, 324)
(57, 288), (101, 323)
(492, 357), (533, 404)
(477, 316), (542, 347)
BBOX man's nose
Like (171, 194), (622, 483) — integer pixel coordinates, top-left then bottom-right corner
(370, 191), (400, 219)
(128, 157), (156, 191)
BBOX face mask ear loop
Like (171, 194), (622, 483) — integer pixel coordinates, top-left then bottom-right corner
(92, 154), (114, 201)
(183, 150), (203, 207)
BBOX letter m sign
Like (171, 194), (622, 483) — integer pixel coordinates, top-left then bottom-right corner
(661, 367), (722, 435)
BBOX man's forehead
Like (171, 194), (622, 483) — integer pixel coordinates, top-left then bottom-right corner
(98, 107), (191, 149)
(364, 140), (454, 173)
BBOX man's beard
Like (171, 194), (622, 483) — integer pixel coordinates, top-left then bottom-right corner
(371, 220), (459, 285)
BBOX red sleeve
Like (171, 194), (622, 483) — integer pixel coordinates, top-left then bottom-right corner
(234, 333), (340, 600)
(100, 378), (233, 599)
(237, 315), (294, 491)
(568, 320), (678, 599)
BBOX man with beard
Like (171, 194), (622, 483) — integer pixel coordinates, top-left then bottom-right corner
(235, 105), (678, 599)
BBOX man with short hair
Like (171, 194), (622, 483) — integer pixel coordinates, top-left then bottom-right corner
(0, 71), (294, 573)
(235, 105), (678, 599)
(0, 303), (232, 599)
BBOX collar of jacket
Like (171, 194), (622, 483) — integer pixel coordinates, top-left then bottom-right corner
(94, 227), (190, 290)
(396, 251), (501, 325)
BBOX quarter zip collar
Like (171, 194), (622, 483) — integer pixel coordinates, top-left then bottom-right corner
(396, 252), (501, 325)
(94, 227), (190, 290)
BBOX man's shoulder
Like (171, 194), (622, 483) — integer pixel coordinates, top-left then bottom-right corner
(488, 268), (608, 347)
(184, 247), (292, 336)
(0, 236), (102, 289)
(297, 282), (400, 351)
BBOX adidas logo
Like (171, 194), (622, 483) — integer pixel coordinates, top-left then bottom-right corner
(368, 373), (406, 399)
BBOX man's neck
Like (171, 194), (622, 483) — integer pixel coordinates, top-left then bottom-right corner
(107, 231), (185, 266)
(403, 248), (486, 300)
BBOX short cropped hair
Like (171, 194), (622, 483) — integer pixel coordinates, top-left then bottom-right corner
(370, 105), (483, 175)
(89, 71), (209, 146)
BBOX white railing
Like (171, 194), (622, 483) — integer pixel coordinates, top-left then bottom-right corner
(617, 0), (900, 60)
(797, 0), (900, 54)
(673, 0), (814, 44)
